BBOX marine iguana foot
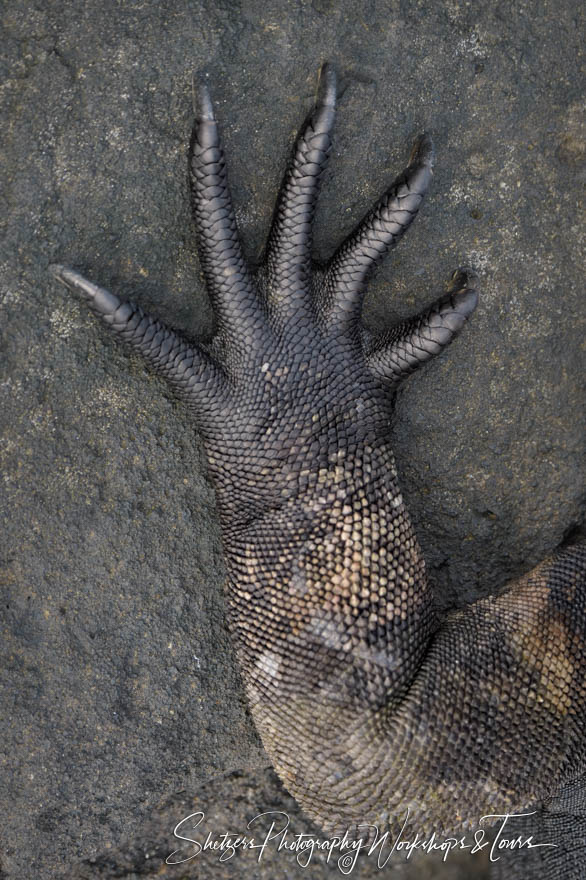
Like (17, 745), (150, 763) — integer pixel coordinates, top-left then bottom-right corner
(50, 67), (586, 880)
(51, 64), (477, 417)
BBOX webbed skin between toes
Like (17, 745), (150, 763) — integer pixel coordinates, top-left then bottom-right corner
(51, 65), (585, 876)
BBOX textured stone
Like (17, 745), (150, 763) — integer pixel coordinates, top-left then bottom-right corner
(0, 0), (582, 878)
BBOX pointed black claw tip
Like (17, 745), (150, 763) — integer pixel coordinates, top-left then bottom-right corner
(454, 286), (479, 317)
(448, 267), (479, 317)
(317, 63), (337, 107)
(195, 81), (214, 122)
(49, 263), (66, 281)
(49, 263), (76, 289)
(49, 262), (90, 296)
(48, 264), (121, 315)
(450, 266), (479, 291)
(412, 133), (435, 169)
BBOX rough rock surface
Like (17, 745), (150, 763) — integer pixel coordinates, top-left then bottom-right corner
(0, 0), (583, 878)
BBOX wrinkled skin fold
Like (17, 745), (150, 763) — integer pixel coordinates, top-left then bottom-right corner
(51, 65), (586, 878)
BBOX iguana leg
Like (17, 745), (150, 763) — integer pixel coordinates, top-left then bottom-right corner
(489, 773), (586, 879)
(51, 66), (585, 880)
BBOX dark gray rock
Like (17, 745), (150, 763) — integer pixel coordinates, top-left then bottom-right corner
(57, 768), (491, 879)
(0, 0), (582, 878)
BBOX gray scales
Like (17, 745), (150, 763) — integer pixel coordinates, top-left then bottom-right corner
(50, 66), (586, 878)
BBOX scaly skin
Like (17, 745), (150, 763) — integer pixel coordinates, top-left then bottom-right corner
(51, 66), (585, 877)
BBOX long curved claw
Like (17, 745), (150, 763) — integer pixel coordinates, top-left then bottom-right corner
(264, 64), (337, 319)
(365, 268), (478, 386)
(188, 83), (259, 347)
(50, 264), (226, 411)
(321, 134), (434, 335)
